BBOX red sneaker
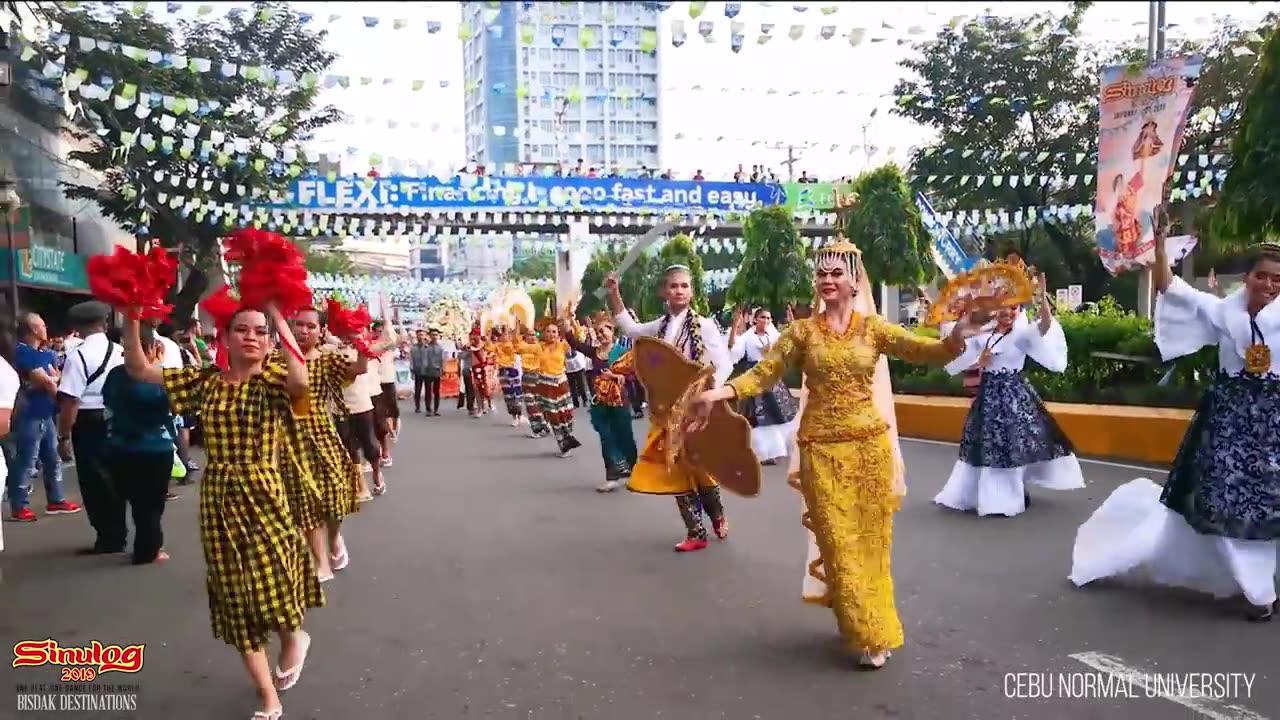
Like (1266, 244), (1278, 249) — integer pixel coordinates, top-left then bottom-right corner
(11, 507), (37, 522)
(674, 537), (709, 553)
(46, 501), (82, 515)
(712, 517), (728, 540)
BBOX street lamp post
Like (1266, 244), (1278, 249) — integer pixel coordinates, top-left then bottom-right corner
(0, 180), (20, 328)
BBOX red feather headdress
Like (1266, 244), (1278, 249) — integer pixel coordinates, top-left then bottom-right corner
(85, 246), (178, 321)
(324, 297), (378, 359)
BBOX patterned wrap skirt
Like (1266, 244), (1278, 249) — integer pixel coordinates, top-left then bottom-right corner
(736, 359), (798, 428)
(471, 364), (492, 400)
(959, 370), (1074, 469)
(537, 372), (576, 439)
(201, 461), (324, 651)
(298, 411), (357, 521)
(1160, 373), (1280, 541)
(499, 366), (523, 415)
(522, 371), (550, 434)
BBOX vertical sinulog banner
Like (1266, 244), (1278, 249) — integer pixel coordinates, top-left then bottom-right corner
(1094, 55), (1204, 275)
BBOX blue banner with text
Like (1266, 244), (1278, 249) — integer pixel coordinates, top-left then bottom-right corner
(287, 176), (779, 214)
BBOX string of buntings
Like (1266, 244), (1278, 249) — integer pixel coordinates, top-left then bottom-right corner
(21, 32), (1248, 176)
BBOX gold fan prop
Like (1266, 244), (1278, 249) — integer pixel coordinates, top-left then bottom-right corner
(632, 336), (761, 497)
(924, 254), (1038, 327)
(484, 286), (537, 331)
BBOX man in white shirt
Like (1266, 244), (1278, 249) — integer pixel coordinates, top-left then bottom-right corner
(604, 265), (733, 553)
(56, 301), (126, 554)
(340, 353), (383, 499)
(0, 354), (20, 552)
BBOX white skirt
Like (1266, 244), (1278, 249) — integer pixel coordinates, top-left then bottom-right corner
(751, 420), (796, 462)
(1069, 478), (1278, 607)
(934, 454), (1084, 517)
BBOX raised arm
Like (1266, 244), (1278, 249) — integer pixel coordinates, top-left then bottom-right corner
(268, 304), (308, 401)
(123, 316), (164, 385)
(871, 315), (965, 367)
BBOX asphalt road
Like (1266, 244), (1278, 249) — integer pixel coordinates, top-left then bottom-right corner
(1, 402), (1277, 720)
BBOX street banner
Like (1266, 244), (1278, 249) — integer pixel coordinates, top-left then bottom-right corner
(1094, 55), (1204, 275)
(915, 192), (977, 278)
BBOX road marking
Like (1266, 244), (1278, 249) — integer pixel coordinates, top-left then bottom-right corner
(1068, 652), (1269, 720)
(900, 437), (1165, 473)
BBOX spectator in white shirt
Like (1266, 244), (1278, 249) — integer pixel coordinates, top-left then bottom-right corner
(0, 351), (19, 552)
(56, 301), (126, 554)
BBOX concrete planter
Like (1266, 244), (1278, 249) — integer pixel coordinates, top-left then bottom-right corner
(893, 394), (1193, 466)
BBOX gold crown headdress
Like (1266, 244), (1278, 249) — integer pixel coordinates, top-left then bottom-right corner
(589, 309), (614, 328)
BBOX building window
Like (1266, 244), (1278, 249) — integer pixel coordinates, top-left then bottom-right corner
(585, 72), (603, 88)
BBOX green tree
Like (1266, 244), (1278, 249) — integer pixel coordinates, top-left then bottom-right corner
(298, 244), (356, 275)
(843, 164), (937, 288)
(643, 233), (708, 317)
(529, 287), (557, 324)
(507, 251), (556, 281)
(1209, 22), (1280, 248)
(576, 245), (655, 319)
(892, 6), (1106, 295)
(35, 2), (341, 320)
(726, 206), (812, 320)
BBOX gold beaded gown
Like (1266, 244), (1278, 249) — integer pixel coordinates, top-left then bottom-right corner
(728, 313), (961, 654)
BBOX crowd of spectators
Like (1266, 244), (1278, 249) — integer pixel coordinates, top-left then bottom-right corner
(460, 160), (845, 185)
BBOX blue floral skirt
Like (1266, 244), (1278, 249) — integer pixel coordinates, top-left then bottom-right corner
(1160, 373), (1280, 541)
(959, 370), (1074, 469)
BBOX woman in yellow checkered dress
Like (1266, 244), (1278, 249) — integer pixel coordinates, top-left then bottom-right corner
(287, 308), (380, 582)
(122, 303), (319, 720)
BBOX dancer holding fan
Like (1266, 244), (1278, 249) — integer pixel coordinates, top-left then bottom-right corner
(933, 261), (1084, 517)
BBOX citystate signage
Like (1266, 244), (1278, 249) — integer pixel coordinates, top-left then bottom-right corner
(0, 246), (90, 292)
(287, 176), (775, 214)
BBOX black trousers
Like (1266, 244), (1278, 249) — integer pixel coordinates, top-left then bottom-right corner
(457, 372), (475, 411)
(72, 412), (126, 552)
(109, 451), (170, 564)
(676, 487), (725, 540)
(415, 374), (442, 413)
(337, 410), (381, 465)
(626, 378), (645, 416)
(567, 370), (591, 408)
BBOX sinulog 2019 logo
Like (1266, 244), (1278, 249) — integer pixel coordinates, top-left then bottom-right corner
(12, 639), (145, 682)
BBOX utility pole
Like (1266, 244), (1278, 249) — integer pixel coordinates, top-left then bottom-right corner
(781, 144), (803, 182)
(1136, 0), (1167, 319)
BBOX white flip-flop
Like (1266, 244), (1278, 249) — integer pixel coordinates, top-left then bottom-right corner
(251, 708), (282, 720)
(274, 631), (312, 691)
(331, 538), (350, 571)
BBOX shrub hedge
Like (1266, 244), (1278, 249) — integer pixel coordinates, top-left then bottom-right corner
(886, 297), (1215, 408)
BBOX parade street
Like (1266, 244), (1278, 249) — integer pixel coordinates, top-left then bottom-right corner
(2, 406), (1276, 720)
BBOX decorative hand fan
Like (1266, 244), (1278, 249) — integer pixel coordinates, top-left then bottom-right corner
(632, 336), (761, 497)
(924, 254), (1038, 326)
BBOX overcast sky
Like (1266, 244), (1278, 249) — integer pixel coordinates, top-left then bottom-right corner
(150, 1), (1276, 181)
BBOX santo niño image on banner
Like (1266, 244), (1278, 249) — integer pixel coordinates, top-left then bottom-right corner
(1093, 54), (1204, 276)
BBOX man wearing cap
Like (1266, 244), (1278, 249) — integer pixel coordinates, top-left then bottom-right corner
(56, 300), (126, 554)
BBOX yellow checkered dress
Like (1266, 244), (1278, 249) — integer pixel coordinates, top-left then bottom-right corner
(268, 351), (325, 532)
(163, 364), (324, 652)
(294, 352), (357, 520)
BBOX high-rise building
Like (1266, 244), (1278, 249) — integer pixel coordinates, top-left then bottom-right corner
(461, 1), (662, 173)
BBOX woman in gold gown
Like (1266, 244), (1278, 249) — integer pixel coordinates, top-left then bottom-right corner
(690, 238), (986, 668)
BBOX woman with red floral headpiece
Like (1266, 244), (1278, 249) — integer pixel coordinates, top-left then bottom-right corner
(121, 295), (318, 719)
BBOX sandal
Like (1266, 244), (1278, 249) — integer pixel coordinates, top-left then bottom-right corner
(332, 538), (350, 571)
(251, 708), (283, 719)
(274, 630), (312, 691)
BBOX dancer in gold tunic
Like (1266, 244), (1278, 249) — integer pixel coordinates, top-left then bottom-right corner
(123, 302), (318, 718)
(690, 239), (986, 668)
